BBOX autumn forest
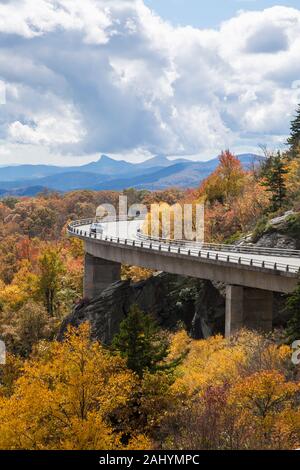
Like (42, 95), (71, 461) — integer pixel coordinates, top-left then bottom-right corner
(1, 109), (300, 450)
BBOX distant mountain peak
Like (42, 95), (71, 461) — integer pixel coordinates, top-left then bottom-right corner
(153, 154), (169, 161)
(98, 154), (114, 162)
(91, 155), (114, 164)
(139, 154), (173, 169)
(85, 155), (130, 169)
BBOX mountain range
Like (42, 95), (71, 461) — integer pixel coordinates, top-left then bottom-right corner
(0, 154), (263, 196)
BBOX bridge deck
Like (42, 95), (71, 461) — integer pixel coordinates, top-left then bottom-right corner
(67, 219), (300, 293)
(74, 220), (300, 273)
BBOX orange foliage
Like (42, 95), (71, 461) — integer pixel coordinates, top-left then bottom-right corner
(199, 150), (246, 204)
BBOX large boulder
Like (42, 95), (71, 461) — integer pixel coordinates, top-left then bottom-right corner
(255, 232), (297, 250)
(59, 273), (225, 344)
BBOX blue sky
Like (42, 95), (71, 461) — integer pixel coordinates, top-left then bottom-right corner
(0, 0), (300, 165)
(145, 0), (300, 28)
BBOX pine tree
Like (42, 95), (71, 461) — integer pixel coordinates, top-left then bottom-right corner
(287, 104), (300, 158)
(261, 152), (288, 212)
(112, 305), (171, 378)
(286, 284), (300, 344)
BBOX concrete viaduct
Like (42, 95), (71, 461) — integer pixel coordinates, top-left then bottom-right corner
(67, 218), (300, 337)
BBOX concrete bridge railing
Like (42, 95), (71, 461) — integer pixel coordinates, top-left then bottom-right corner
(135, 229), (300, 258)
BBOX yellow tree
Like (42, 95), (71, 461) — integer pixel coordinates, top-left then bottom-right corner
(229, 370), (300, 449)
(0, 323), (150, 450)
(160, 331), (300, 450)
(121, 265), (154, 282)
(0, 261), (39, 312)
(284, 157), (300, 199)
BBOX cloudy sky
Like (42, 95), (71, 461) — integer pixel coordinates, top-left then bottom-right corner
(1, 0), (300, 165)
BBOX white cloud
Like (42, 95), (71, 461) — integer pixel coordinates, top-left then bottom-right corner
(0, 1), (300, 165)
(8, 108), (84, 146)
(0, 0), (113, 42)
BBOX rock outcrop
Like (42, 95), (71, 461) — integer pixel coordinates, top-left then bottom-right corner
(59, 273), (225, 344)
(255, 232), (297, 249)
(254, 211), (300, 249)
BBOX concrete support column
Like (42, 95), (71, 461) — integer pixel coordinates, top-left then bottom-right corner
(84, 253), (121, 299)
(225, 286), (244, 337)
(225, 285), (273, 337)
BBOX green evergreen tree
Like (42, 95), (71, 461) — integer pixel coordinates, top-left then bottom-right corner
(261, 152), (288, 212)
(287, 104), (300, 157)
(285, 284), (300, 344)
(112, 305), (172, 378)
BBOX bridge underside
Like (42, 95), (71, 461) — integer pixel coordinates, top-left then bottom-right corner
(84, 240), (297, 293)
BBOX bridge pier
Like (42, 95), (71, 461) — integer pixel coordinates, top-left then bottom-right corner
(84, 253), (121, 299)
(225, 285), (273, 337)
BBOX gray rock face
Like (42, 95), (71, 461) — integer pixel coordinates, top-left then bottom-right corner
(255, 232), (297, 249)
(254, 211), (300, 249)
(269, 211), (294, 227)
(59, 273), (225, 344)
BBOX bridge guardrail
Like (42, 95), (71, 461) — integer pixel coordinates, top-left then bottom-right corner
(136, 231), (300, 258)
(67, 220), (300, 275)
